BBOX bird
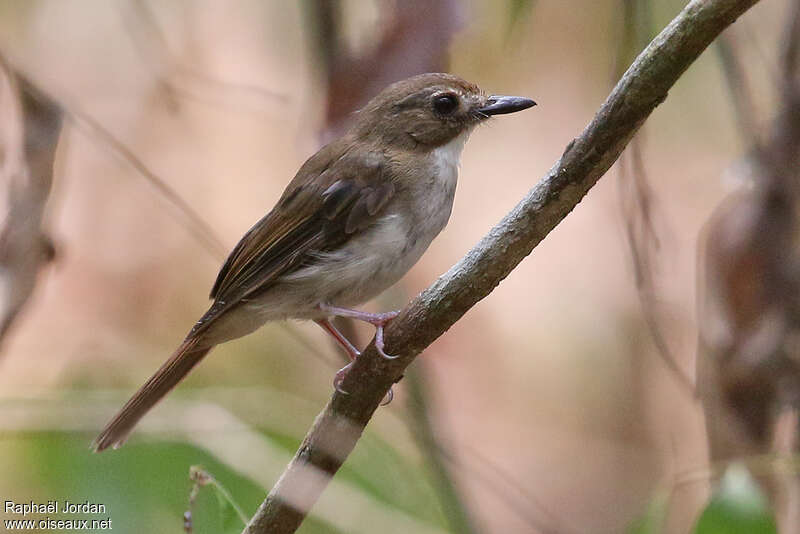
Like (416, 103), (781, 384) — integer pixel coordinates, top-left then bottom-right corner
(93, 73), (535, 452)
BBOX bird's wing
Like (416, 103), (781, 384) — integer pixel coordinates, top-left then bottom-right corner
(207, 146), (394, 314)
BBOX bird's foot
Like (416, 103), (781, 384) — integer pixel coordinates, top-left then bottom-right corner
(317, 307), (400, 401)
(371, 311), (401, 360)
(319, 305), (401, 360)
(333, 361), (394, 405)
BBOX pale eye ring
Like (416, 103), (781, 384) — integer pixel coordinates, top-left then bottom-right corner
(432, 93), (459, 115)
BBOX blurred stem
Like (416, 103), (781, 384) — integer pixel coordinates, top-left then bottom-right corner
(780, 0), (800, 86)
(0, 58), (60, 349)
(616, 0), (653, 73)
(715, 34), (762, 147)
(504, 0), (537, 45)
(405, 362), (480, 534)
(185, 466), (249, 533)
(125, 0), (284, 112)
(615, 0), (696, 395)
(302, 0), (340, 80)
(67, 110), (229, 259)
(4, 69), (229, 260)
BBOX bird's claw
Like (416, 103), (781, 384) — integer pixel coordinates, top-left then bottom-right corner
(375, 325), (399, 360)
(333, 362), (353, 395)
(333, 363), (393, 405)
(318, 305), (401, 359)
(318, 305), (403, 391)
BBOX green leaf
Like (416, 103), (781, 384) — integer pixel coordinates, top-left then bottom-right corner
(188, 465), (248, 533)
(694, 465), (777, 534)
(214, 487), (239, 531)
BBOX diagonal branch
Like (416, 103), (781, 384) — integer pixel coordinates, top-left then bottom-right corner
(242, 1), (761, 532)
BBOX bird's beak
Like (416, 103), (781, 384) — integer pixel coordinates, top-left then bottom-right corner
(476, 95), (537, 116)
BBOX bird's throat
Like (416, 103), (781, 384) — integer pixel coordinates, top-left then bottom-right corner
(431, 130), (470, 175)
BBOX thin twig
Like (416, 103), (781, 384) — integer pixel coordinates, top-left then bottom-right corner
(184, 465), (249, 533)
(780, 0), (800, 85)
(615, 0), (696, 396)
(241, 1), (762, 532)
(715, 33), (762, 146)
(405, 363), (482, 534)
(0, 64), (230, 261)
(442, 441), (567, 534)
(124, 0), (285, 113)
(66, 111), (228, 259)
(618, 144), (696, 395)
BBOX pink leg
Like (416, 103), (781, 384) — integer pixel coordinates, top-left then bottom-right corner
(314, 311), (398, 404)
(318, 304), (400, 360)
(315, 318), (360, 360)
(315, 319), (358, 394)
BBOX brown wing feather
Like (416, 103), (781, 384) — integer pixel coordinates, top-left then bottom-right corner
(205, 145), (393, 327)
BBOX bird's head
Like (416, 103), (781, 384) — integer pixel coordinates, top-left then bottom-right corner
(351, 73), (536, 150)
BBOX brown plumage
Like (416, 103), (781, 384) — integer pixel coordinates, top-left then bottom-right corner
(93, 73), (535, 451)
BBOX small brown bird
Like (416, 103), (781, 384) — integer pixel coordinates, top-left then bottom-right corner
(93, 73), (535, 451)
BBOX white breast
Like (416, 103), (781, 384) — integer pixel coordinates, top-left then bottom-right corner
(411, 130), (470, 239)
(431, 130), (469, 177)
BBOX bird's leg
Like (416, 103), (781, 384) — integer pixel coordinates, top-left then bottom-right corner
(314, 318), (358, 394)
(318, 304), (400, 360)
(315, 318), (360, 360)
(315, 308), (399, 405)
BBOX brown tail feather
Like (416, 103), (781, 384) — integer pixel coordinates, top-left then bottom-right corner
(93, 339), (213, 452)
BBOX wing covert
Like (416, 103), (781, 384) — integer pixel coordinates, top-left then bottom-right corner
(208, 149), (393, 312)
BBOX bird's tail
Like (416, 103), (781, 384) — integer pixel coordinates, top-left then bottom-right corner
(93, 339), (212, 452)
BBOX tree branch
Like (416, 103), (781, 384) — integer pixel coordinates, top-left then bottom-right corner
(242, 1), (761, 532)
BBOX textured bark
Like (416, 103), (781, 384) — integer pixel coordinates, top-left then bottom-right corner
(243, 1), (762, 532)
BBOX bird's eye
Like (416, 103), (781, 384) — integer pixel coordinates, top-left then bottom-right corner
(432, 93), (459, 115)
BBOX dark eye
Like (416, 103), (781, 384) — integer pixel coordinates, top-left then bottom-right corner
(432, 93), (459, 115)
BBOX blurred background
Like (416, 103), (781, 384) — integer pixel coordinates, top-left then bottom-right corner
(0, 0), (796, 533)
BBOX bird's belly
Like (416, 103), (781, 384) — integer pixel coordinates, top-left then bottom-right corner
(287, 212), (440, 311)
(270, 192), (453, 319)
(245, 160), (458, 321)
(318, 162), (458, 308)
